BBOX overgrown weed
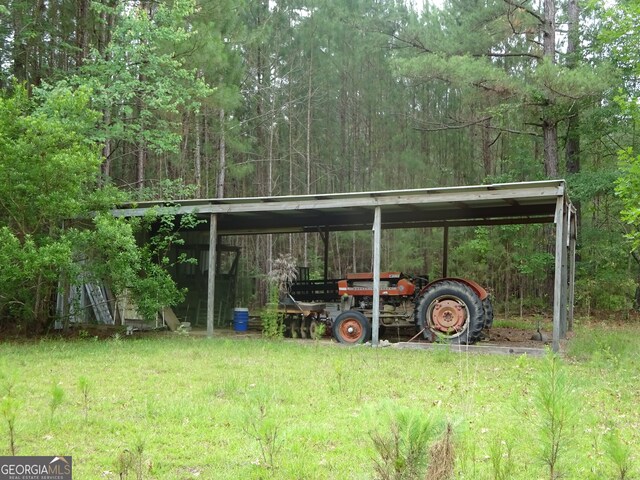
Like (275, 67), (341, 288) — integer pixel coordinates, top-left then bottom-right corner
(488, 434), (515, 480)
(116, 435), (148, 480)
(242, 387), (284, 472)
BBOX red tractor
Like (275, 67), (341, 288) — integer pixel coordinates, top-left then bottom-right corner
(331, 272), (493, 345)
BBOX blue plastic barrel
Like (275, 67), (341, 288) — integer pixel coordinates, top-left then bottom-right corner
(233, 308), (249, 332)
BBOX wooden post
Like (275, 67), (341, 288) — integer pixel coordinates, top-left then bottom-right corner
(552, 197), (565, 352)
(442, 226), (449, 277)
(372, 206), (381, 347)
(322, 228), (329, 282)
(207, 213), (218, 338)
(568, 209), (577, 331)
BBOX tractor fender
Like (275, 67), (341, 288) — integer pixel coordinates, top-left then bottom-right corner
(419, 277), (488, 301)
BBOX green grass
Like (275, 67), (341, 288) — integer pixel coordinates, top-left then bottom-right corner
(0, 324), (639, 479)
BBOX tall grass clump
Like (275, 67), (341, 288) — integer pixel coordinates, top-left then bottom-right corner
(425, 423), (456, 480)
(116, 435), (148, 480)
(242, 390), (284, 472)
(567, 325), (638, 369)
(488, 434), (515, 480)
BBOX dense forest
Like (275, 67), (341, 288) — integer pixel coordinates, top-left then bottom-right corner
(1, 0), (639, 329)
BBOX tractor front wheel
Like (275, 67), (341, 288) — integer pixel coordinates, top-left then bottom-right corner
(332, 310), (371, 344)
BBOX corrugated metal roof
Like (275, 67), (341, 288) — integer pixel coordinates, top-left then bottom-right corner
(112, 180), (568, 234)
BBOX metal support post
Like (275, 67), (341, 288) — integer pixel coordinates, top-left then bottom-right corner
(372, 206), (382, 347)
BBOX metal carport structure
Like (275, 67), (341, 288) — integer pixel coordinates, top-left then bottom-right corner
(112, 180), (576, 352)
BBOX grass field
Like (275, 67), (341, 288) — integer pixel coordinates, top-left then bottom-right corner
(1, 320), (639, 479)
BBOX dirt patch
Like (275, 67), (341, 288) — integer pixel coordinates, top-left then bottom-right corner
(480, 327), (553, 349)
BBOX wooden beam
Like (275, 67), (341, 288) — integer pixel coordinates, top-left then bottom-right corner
(372, 206), (381, 347)
(214, 215), (556, 235)
(560, 203), (569, 339)
(552, 196), (566, 352)
(568, 209), (577, 331)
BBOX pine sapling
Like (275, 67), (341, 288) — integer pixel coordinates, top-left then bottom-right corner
(0, 395), (19, 455)
(50, 381), (65, 423)
(535, 352), (575, 480)
(604, 429), (632, 480)
(78, 376), (91, 422)
(370, 407), (441, 480)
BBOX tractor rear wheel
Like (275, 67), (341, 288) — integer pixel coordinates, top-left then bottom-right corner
(482, 297), (494, 329)
(416, 280), (484, 344)
(332, 310), (371, 344)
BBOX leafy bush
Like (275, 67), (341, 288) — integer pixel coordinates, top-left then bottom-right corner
(0, 85), (190, 330)
(261, 284), (284, 340)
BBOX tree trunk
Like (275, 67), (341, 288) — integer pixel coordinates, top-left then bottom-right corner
(99, 2), (114, 178)
(566, 0), (581, 226)
(194, 109), (202, 197)
(11, 7), (27, 82)
(304, 53), (313, 267)
(32, 0), (46, 86)
(482, 117), (493, 177)
(102, 107), (112, 178)
(288, 76), (294, 253)
(203, 111), (210, 197)
(136, 95), (146, 190)
(137, 137), (146, 191)
(543, 121), (558, 177)
(216, 109), (226, 199)
(267, 121), (276, 274)
(181, 111), (191, 165)
(543, 0), (556, 62)
(76, 0), (89, 67)
(542, 0), (558, 178)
